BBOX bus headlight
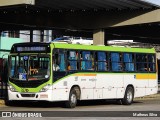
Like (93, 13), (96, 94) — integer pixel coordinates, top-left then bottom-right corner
(40, 84), (51, 92)
(8, 84), (17, 92)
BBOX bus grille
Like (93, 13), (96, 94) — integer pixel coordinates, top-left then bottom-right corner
(21, 94), (35, 97)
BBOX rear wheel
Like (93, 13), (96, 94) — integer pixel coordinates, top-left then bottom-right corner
(65, 89), (77, 108)
(122, 86), (134, 105)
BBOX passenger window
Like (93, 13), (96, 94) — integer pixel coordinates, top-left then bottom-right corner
(123, 53), (135, 71)
(136, 54), (148, 72)
(80, 51), (94, 70)
(97, 52), (108, 71)
(68, 51), (78, 70)
(110, 52), (123, 71)
(148, 54), (156, 72)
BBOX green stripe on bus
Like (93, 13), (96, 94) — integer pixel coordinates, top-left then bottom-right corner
(50, 43), (155, 53)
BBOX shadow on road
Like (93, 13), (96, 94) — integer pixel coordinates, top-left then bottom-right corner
(4, 99), (144, 108)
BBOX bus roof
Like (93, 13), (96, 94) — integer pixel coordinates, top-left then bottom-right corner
(51, 43), (156, 54)
(10, 42), (156, 54)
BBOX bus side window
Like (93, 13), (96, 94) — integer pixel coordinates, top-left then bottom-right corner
(148, 54), (156, 72)
(68, 51), (77, 70)
(111, 52), (122, 71)
(123, 53), (134, 71)
(80, 51), (93, 70)
(136, 54), (148, 72)
(97, 52), (107, 71)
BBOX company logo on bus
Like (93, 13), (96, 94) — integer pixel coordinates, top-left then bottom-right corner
(21, 88), (29, 92)
(25, 89), (29, 92)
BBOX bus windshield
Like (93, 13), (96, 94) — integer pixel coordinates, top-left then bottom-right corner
(9, 54), (50, 81)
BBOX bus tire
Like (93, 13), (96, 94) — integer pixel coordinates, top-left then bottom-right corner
(65, 89), (77, 108)
(122, 86), (134, 105)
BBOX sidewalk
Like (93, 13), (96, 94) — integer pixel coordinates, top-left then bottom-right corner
(135, 92), (160, 100)
(0, 99), (4, 106)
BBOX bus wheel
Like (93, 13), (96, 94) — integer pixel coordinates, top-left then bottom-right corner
(122, 86), (134, 105)
(65, 89), (77, 108)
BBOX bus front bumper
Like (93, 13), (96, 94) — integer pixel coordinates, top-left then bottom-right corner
(8, 89), (53, 101)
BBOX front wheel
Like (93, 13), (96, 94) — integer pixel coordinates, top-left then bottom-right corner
(65, 89), (77, 108)
(122, 86), (134, 105)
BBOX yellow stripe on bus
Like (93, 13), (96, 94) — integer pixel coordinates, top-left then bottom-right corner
(136, 74), (156, 79)
(75, 74), (97, 76)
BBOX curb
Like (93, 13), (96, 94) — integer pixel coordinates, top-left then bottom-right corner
(134, 93), (160, 100)
(0, 100), (5, 106)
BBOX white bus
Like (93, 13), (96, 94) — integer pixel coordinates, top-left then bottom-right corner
(7, 42), (158, 108)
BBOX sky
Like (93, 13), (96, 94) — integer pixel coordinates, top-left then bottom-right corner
(142, 0), (160, 6)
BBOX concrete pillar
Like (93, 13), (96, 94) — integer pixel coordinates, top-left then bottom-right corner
(93, 29), (105, 45)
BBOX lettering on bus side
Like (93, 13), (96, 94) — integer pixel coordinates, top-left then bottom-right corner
(81, 79), (86, 81)
(75, 76), (78, 81)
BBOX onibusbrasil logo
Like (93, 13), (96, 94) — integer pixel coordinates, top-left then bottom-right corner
(1, 112), (42, 118)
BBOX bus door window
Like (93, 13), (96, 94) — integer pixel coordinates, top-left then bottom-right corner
(29, 55), (50, 79)
(111, 52), (122, 71)
(97, 52), (107, 71)
(29, 56), (39, 75)
(123, 53), (135, 71)
(136, 54), (148, 72)
(68, 51), (77, 70)
(58, 50), (66, 71)
(53, 51), (60, 71)
(148, 54), (156, 72)
(39, 57), (50, 75)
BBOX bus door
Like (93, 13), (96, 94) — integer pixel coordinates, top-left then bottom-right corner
(53, 49), (67, 81)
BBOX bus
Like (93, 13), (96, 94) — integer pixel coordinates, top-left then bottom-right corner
(7, 42), (158, 108)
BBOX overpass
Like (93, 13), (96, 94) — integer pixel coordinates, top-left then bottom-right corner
(0, 0), (160, 44)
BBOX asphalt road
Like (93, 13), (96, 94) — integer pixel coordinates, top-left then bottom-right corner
(0, 95), (160, 120)
(0, 92), (159, 120)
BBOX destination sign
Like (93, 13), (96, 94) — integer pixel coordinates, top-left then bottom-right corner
(17, 47), (46, 52)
